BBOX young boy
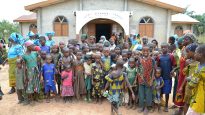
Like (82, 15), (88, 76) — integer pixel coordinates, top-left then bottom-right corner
(157, 43), (176, 112)
(39, 36), (50, 54)
(186, 44), (205, 115)
(104, 59), (135, 115)
(138, 46), (155, 113)
(41, 55), (57, 103)
(15, 59), (25, 104)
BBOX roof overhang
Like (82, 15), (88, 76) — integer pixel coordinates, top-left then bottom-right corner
(13, 13), (37, 23)
(25, 0), (184, 13)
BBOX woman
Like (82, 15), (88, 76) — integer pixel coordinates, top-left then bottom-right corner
(7, 33), (24, 94)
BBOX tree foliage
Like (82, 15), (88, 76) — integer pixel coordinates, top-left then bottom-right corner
(0, 20), (19, 39)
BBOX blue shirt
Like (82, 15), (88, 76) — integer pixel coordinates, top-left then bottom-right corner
(42, 63), (55, 86)
(40, 45), (50, 54)
(8, 44), (24, 59)
(159, 54), (172, 80)
(46, 40), (55, 47)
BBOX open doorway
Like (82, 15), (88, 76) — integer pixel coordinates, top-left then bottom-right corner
(95, 24), (111, 42)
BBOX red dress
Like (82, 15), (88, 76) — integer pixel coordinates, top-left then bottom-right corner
(174, 55), (186, 107)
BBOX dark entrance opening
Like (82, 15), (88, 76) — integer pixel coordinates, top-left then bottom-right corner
(95, 24), (111, 42)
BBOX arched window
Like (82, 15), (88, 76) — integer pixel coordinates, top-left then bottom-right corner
(139, 16), (154, 38)
(29, 24), (37, 34)
(53, 16), (68, 36)
(174, 26), (183, 37)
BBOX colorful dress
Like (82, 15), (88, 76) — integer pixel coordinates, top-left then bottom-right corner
(73, 59), (86, 99)
(42, 63), (56, 93)
(188, 64), (205, 114)
(61, 70), (74, 97)
(8, 44), (24, 87)
(46, 40), (55, 47)
(92, 63), (104, 98)
(22, 52), (40, 94)
(153, 77), (164, 104)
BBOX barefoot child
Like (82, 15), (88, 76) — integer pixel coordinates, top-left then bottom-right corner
(153, 67), (164, 112)
(186, 44), (205, 115)
(61, 65), (74, 103)
(15, 59), (25, 104)
(41, 55), (57, 103)
(73, 51), (86, 100)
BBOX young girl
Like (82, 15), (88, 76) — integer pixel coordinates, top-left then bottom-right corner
(83, 55), (93, 102)
(15, 59), (25, 104)
(45, 32), (55, 47)
(61, 64), (74, 103)
(153, 67), (164, 112)
(138, 46), (155, 113)
(51, 45), (61, 95)
(126, 58), (138, 110)
(186, 44), (205, 115)
(92, 53), (104, 104)
(59, 47), (73, 72)
(22, 40), (40, 105)
(73, 51), (86, 100)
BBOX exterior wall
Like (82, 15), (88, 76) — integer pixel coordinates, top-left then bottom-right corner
(20, 22), (37, 37)
(128, 0), (169, 44)
(40, 0), (79, 43)
(171, 23), (192, 35)
(36, 0), (172, 44)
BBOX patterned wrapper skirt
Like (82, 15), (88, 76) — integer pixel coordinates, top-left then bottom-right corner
(8, 57), (17, 87)
(61, 85), (74, 97)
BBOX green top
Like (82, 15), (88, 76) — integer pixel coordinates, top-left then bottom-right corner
(22, 52), (38, 68)
(126, 67), (137, 85)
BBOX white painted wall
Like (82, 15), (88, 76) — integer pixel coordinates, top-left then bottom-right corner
(171, 23), (192, 36)
(20, 22), (37, 37)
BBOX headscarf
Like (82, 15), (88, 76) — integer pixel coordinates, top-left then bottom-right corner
(45, 32), (55, 36)
(24, 40), (34, 47)
(27, 31), (35, 37)
(186, 43), (198, 52)
(183, 33), (196, 43)
(9, 33), (24, 45)
(81, 34), (87, 40)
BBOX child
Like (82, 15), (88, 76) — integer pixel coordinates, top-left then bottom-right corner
(61, 64), (74, 103)
(59, 47), (73, 72)
(59, 41), (66, 54)
(104, 59), (135, 115)
(22, 40), (40, 105)
(83, 55), (93, 102)
(114, 47), (122, 59)
(138, 45), (155, 113)
(15, 59), (25, 104)
(186, 44), (205, 115)
(157, 43), (176, 112)
(41, 55), (57, 103)
(51, 45), (61, 95)
(45, 32), (55, 47)
(92, 53), (104, 104)
(153, 67), (164, 112)
(126, 58), (138, 110)
(73, 51), (86, 100)
(39, 36), (50, 54)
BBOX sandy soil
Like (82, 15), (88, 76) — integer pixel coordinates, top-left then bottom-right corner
(0, 65), (175, 115)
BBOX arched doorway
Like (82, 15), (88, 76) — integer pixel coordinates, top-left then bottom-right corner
(81, 19), (124, 42)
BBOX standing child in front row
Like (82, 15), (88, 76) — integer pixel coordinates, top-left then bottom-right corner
(138, 46), (155, 113)
(153, 67), (164, 112)
(61, 65), (74, 103)
(92, 53), (104, 104)
(41, 55), (57, 103)
(83, 55), (93, 102)
(186, 44), (205, 115)
(15, 59), (25, 104)
(51, 45), (61, 95)
(73, 51), (86, 100)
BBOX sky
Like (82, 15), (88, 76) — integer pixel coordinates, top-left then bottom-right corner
(0, 0), (204, 22)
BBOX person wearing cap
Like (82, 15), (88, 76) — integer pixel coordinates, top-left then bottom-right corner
(45, 32), (55, 47)
(6, 33), (24, 94)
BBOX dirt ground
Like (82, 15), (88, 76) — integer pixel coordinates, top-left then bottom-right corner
(0, 65), (175, 115)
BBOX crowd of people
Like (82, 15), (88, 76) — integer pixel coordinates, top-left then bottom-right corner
(0, 31), (205, 115)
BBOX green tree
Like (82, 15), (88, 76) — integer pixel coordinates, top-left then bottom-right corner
(0, 20), (19, 39)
